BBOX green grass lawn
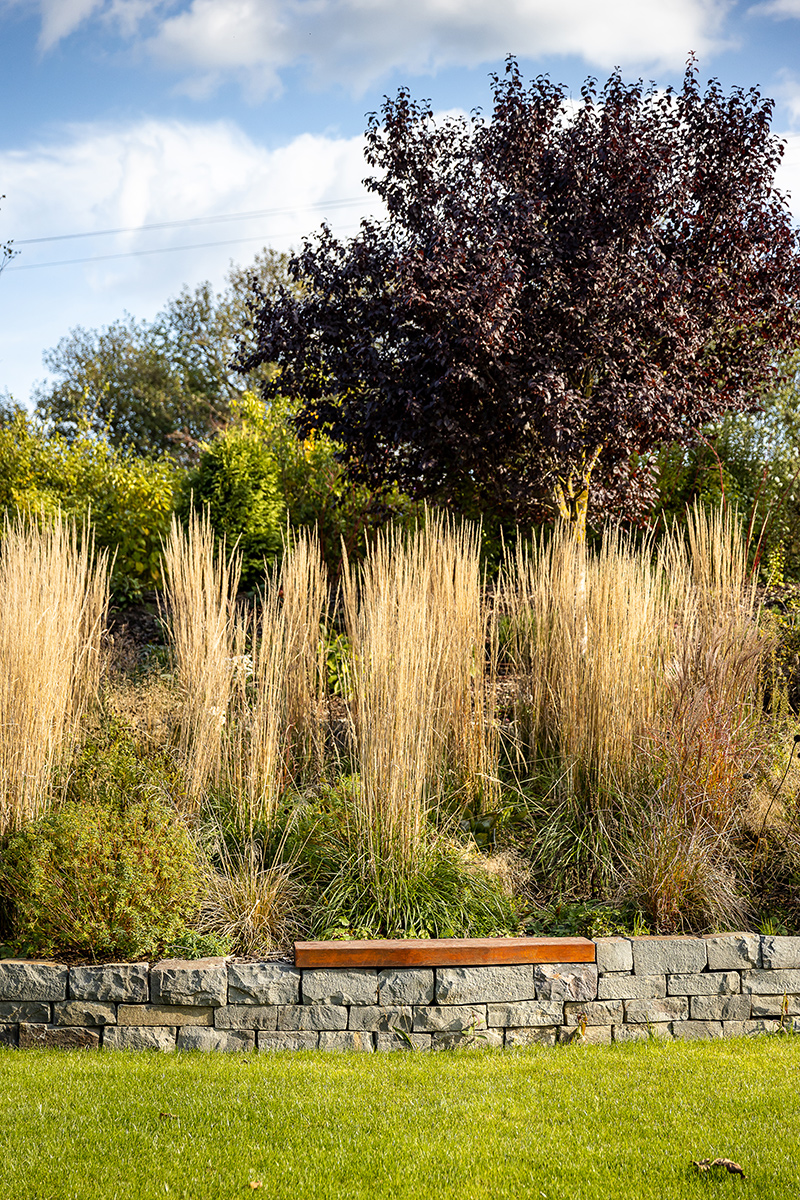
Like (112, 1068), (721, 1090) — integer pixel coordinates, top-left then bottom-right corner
(1, 1037), (798, 1200)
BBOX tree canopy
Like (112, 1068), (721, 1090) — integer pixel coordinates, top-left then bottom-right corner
(239, 59), (800, 539)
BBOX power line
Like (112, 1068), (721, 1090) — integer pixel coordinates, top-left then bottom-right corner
(13, 196), (370, 246)
(6, 222), (364, 271)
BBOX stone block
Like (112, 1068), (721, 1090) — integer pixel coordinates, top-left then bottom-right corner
(559, 1024), (612, 1045)
(631, 937), (707, 976)
(0, 961), (68, 1002)
(667, 972), (740, 997)
(413, 1004), (487, 1033)
(19, 1023), (100, 1049)
(722, 1022), (748, 1038)
(301, 969), (377, 1007)
(318, 1031), (374, 1051)
(177, 1028), (255, 1052)
(597, 974), (666, 1001)
(563, 1000), (623, 1026)
(749, 994), (800, 1018)
(103, 1026), (176, 1051)
(624, 997), (689, 1024)
(348, 1005), (412, 1033)
(435, 965), (535, 1005)
(612, 1023), (672, 1043)
(743, 1019), (780, 1036)
(378, 968), (434, 1006)
(671, 1020), (723, 1040)
(215, 1005), (278, 1031)
(117, 1004), (213, 1027)
(227, 962), (300, 1005)
(0, 1024), (17, 1047)
(375, 1032), (432, 1052)
(69, 963), (148, 1003)
(594, 938), (633, 974)
(432, 1029), (503, 1050)
(487, 1000), (563, 1028)
(150, 959), (227, 1007)
(690, 994), (750, 1022)
(534, 963), (597, 1002)
(704, 933), (760, 972)
(52, 1001), (116, 1027)
(258, 1031), (319, 1051)
(504, 1026), (558, 1047)
(276, 1004), (347, 1031)
(760, 936), (800, 971)
(741, 969), (800, 995)
(0, 1001), (50, 1024)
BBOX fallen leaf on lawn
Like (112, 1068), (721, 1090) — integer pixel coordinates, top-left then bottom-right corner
(692, 1158), (745, 1178)
(249, 1181), (263, 1190)
(159, 1112), (178, 1121)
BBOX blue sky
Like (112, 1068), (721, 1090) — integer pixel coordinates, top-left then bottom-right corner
(2, 0), (800, 405)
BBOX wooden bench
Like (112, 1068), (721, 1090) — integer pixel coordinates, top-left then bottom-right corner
(294, 936), (594, 968)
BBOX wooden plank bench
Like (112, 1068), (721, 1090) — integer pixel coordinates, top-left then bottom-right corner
(294, 936), (594, 968)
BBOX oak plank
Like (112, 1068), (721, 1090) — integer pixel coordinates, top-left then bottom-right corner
(294, 936), (595, 968)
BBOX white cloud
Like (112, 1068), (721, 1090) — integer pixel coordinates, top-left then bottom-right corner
(19, 0), (733, 92)
(752, 0), (800, 15)
(0, 117), (380, 403)
(775, 130), (800, 213)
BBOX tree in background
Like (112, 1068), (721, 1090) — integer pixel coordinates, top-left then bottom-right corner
(239, 59), (800, 542)
(35, 249), (291, 463)
(0, 194), (15, 276)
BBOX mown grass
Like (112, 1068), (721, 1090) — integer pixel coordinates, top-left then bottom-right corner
(1, 1038), (798, 1200)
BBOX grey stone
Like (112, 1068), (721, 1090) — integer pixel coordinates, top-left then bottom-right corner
(534, 963), (598, 1002)
(227, 962), (300, 1005)
(671, 1020), (723, 1040)
(704, 933), (760, 972)
(667, 972), (740, 997)
(215, 1005), (278, 1031)
(52, 1001), (116, 1026)
(150, 959), (227, 1007)
(743, 1019), (781, 1036)
(432, 1029), (503, 1050)
(413, 1004), (487, 1033)
(0, 1024), (17, 1047)
(103, 1026), (176, 1051)
(301, 969), (377, 1007)
(318, 1031), (374, 1051)
(435, 965), (535, 1006)
(563, 1000), (623, 1026)
(0, 1001), (50, 1024)
(741, 969), (800, 995)
(624, 997), (689, 1024)
(378, 969), (434, 1006)
(277, 1004), (348, 1031)
(504, 1026), (558, 1047)
(348, 1005), (411, 1033)
(750, 994), (800, 1018)
(690, 994), (750, 1022)
(69, 963), (148, 1003)
(559, 1024), (612, 1045)
(761, 936), (800, 971)
(177, 1028), (255, 1052)
(487, 1000), (563, 1028)
(594, 938), (633, 974)
(19, 1023), (100, 1049)
(0, 961), (68, 1002)
(612, 1023), (672, 1043)
(117, 1004), (214, 1027)
(722, 1021), (747, 1039)
(632, 937), (707, 976)
(597, 974), (666, 1001)
(375, 1032), (432, 1052)
(258, 1031), (319, 1051)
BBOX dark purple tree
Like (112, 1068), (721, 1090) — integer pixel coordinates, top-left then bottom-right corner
(238, 59), (800, 541)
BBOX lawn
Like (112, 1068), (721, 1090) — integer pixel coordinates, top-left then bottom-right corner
(1, 1037), (798, 1200)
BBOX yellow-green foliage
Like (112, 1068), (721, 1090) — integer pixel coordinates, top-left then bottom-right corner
(0, 407), (178, 599)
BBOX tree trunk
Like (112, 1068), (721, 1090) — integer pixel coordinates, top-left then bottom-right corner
(552, 445), (603, 545)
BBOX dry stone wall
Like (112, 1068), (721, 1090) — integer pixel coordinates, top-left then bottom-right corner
(1, 934), (799, 1051)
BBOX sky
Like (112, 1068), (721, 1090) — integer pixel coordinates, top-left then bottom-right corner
(1, 1), (800, 406)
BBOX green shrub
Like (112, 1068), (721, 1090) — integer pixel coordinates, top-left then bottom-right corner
(0, 796), (200, 960)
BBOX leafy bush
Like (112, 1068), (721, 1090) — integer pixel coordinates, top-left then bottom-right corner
(0, 796), (200, 959)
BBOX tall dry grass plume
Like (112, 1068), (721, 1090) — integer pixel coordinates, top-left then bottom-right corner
(161, 512), (241, 809)
(342, 514), (498, 880)
(0, 515), (109, 834)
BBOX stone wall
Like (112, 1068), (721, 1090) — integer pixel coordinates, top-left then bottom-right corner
(1, 934), (799, 1051)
